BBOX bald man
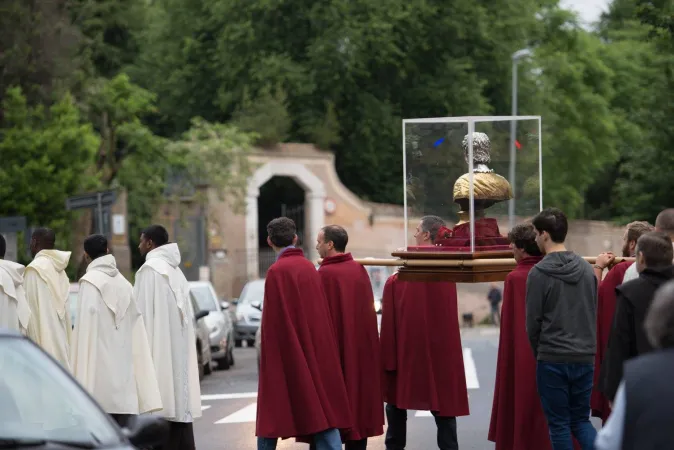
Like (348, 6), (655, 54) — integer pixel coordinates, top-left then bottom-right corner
(24, 228), (72, 370)
(623, 209), (674, 283)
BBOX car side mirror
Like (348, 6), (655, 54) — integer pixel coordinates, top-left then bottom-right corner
(195, 310), (209, 321)
(220, 301), (230, 310)
(251, 301), (262, 311)
(123, 415), (169, 448)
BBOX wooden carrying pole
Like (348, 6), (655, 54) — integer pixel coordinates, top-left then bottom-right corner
(318, 257), (635, 267)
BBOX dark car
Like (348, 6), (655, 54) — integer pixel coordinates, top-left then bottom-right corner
(0, 329), (168, 449)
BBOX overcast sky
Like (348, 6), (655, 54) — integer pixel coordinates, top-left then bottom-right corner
(560, 0), (611, 26)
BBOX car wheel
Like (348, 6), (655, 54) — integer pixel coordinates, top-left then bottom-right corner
(216, 353), (231, 370)
(197, 347), (204, 381)
(228, 347), (235, 367)
(235, 339), (242, 348)
(247, 339), (255, 348)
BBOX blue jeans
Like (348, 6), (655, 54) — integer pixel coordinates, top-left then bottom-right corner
(536, 361), (597, 450)
(257, 428), (341, 450)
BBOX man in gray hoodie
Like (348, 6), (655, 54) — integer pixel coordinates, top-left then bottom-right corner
(526, 208), (598, 450)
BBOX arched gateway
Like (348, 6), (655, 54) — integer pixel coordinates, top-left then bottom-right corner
(245, 161), (326, 279)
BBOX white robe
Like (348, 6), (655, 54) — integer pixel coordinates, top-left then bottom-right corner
(24, 249), (72, 370)
(70, 254), (163, 415)
(134, 243), (201, 423)
(0, 259), (31, 334)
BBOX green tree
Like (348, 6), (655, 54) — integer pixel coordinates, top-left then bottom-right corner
(0, 87), (99, 233)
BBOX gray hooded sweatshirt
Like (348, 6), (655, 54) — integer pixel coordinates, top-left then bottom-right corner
(525, 251), (598, 364)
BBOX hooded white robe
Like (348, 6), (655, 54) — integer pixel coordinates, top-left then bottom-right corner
(70, 254), (163, 415)
(134, 243), (201, 423)
(0, 259), (31, 334)
(24, 249), (72, 370)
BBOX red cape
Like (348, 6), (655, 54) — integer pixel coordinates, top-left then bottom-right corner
(380, 273), (469, 416)
(488, 256), (551, 450)
(256, 248), (352, 439)
(318, 253), (385, 440)
(591, 260), (632, 421)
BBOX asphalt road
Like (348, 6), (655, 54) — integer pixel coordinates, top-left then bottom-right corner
(193, 327), (510, 450)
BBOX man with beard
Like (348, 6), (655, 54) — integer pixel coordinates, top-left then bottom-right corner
(599, 231), (674, 405)
(380, 215), (469, 450)
(315, 225), (384, 450)
(256, 217), (351, 450)
(591, 221), (653, 422)
(24, 228), (72, 370)
(526, 208), (598, 450)
(134, 225), (201, 450)
(622, 209), (674, 283)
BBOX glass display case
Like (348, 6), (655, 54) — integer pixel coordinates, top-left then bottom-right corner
(396, 116), (542, 281)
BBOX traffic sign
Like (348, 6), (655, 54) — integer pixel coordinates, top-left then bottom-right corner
(0, 216), (27, 233)
(65, 190), (116, 210)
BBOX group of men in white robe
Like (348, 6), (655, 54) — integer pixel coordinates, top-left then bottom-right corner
(0, 225), (201, 450)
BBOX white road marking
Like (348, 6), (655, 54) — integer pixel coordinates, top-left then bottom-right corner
(463, 348), (480, 389)
(415, 410), (433, 417)
(201, 405), (211, 411)
(215, 403), (258, 424)
(201, 392), (258, 401)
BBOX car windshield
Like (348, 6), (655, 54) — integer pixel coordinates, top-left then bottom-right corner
(190, 285), (218, 312)
(0, 337), (123, 446)
(239, 281), (265, 306)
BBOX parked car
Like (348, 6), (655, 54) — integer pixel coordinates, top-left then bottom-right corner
(0, 329), (168, 449)
(188, 281), (235, 370)
(191, 295), (213, 380)
(234, 279), (264, 347)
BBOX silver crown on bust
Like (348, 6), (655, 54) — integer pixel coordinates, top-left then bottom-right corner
(462, 132), (493, 173)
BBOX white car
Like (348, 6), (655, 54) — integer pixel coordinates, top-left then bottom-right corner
(233, 279), (264, 347)
(188, 281), (235, 370)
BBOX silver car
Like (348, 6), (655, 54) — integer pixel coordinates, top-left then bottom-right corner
(189, 281), (235, 370)
(234, 279), (264, 347)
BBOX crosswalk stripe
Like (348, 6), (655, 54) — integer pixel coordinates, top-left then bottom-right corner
(463, 348), (480, 389)
(415, 410), (433, 417)
(202, 392), (258, 401)
(215, 403), (258, 424)
(201, 405), (211, 411)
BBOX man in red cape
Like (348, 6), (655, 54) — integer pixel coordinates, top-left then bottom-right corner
(316, 225), (385, 450)
(488, 223), (549, 450)
(256, 217), (352, 450)
(590, 221), (652, 422)
(380, 215), (469, 450)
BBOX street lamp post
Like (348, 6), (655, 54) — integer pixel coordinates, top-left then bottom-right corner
(509, 48), (533, 229)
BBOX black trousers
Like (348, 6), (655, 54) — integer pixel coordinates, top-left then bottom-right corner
(110, 413), (135, 429)
(309, 437), (367, 450)
(385, 404), (458, 450)
(161, 421), (196, 450)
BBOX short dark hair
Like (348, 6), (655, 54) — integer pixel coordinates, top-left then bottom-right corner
(267, 217), (296, 248)
(531, 207), (568, 243)
(84, 234), (108, 260)
(142, 225), (169, 247)
(507, 223), (542, 256)
(645, 280), (674, 349)
(655, 208), (674, 234)
(626, 221), (655, 243)
(0, 234), (5, 258)
(31, 227), (56, 249)
(322, 225), (348, 252)
(420, 215), (446, 243)
(636, 231), (673, 267)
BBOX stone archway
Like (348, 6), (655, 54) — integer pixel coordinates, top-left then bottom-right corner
(245, 162), (326, 279)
